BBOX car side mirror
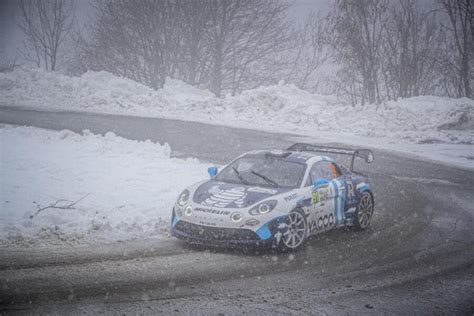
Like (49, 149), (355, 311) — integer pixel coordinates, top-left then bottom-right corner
(207, 166), (218, 178)
(312, 178), (329, 188)
(365, 152), (374, 163)
(357, 149), (374, 164)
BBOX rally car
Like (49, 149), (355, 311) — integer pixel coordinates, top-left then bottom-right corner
(171, 143), (375, 251)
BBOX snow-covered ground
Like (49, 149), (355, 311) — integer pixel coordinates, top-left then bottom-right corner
(0, 125), (209, 247)
(0, 68), (473, 169)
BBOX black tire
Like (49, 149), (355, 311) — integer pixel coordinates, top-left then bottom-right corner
(353, 191), (374, 230)
(275, 209), (308, 252)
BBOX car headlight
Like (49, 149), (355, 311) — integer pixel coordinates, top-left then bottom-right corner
(176, 189), (190, 207)
(249, 200), (277, 215)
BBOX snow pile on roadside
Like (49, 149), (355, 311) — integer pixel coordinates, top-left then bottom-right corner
(0, 68), (216, 115)
(1, 68), (473, 163)
(0, 125), (209, 247)
(220, 84), (474, 145)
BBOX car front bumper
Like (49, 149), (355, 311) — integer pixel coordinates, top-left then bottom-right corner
(171, 209), (285, 247)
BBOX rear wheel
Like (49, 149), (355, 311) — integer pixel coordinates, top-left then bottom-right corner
(276, 209), (307, 252)
(353, 191), (374, 230)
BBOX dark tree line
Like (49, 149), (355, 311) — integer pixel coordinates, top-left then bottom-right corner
(12, 0), (474, 103)
(323, 0), (473, 104)
(16, 0), (75, 71)
(76, 0), (292, 96)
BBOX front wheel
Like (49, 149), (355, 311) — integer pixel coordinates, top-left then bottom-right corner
(275, 209), (307, 252)
(353, 191), (374, 230)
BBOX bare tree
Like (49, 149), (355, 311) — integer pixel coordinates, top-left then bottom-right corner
(16, 0), (74, 71)
(81, 0), (292, 95)
(173, 0), (213, 86)
(64, 24), (90, 75)
(324, 0), (388, 105)
(284, 12), (328, 91)
(382, 0), (441, 100)
(71, 0), (471, 102)
(439, 0), (473, 98)
(84, 0), (179, 89)
(322, 0), (461, 104)
(84, 0), (213, 90)
(206, 0), (292, 96)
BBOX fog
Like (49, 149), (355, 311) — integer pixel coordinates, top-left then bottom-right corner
(1, 0), (472, 104)
(1, 1), (473, 314)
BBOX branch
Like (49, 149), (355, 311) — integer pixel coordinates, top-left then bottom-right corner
(30, 193), (90, 219)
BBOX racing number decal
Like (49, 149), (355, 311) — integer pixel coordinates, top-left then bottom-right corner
(311, 187), (332, 205)
(311, 191), (320, 204)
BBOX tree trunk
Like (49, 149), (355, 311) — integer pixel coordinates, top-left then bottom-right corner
(462, 53), (471, 98)
(211, 49), (223, 97)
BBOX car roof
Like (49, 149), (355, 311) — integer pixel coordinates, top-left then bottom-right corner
(241, 150), (335, 164)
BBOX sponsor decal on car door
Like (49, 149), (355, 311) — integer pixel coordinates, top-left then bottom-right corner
(308, 183), (335, 234)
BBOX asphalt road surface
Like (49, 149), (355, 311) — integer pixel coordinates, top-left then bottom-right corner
(1, 106), (473, 315)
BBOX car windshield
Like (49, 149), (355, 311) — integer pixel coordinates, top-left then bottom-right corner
(215, 156), (306, 188)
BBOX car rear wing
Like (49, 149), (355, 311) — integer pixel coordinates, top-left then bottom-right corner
(286, 143), (374, 172)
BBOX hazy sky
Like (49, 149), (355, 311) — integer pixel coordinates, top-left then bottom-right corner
(0, 0), (91, 61)
(0, 0), (331, 63)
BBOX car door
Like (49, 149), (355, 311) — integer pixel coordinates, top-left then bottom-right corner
(305, 160), (346, 234)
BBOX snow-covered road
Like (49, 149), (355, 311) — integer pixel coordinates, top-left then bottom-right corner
(1, 68), (473, 169)
(1, 107), (472, 247)
(1, 112), (473, 314)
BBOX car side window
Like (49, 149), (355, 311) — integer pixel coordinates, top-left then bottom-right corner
(306, 161), (342, 186)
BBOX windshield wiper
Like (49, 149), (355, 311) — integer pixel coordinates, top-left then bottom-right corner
(232, 167), (251, 185)
(250, 170), (280, 188)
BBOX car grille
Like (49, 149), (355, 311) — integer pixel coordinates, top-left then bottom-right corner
(175, 221), (260, 241)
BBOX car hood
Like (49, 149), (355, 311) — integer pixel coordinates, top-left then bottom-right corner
(192, 180), (292, 209)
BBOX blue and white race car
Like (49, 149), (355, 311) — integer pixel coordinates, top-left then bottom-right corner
(171, 143), (375, 251)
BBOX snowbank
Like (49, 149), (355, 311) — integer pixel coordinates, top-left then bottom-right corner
(0, 125), (209, 247)
(0, 68), (215, 115)
(1, 68), (473, 167)
(224, 85), (474, 145)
